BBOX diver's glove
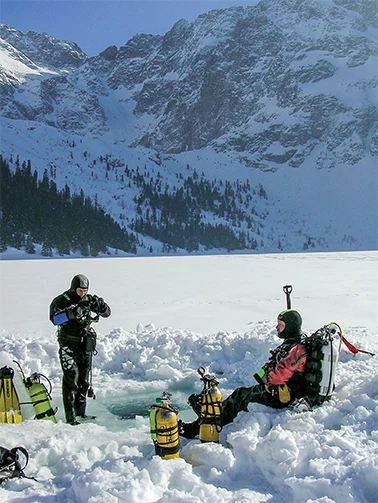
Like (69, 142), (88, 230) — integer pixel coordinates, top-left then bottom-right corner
(90, 295), (109, 316)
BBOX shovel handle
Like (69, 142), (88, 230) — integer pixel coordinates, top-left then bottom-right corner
(283, 285), (292, 309)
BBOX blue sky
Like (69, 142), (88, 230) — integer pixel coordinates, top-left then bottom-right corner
(1, 0), (259, 56)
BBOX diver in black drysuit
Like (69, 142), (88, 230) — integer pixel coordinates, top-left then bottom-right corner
(50, 274), (111, 425)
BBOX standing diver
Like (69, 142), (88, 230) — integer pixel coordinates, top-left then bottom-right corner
(49, 274), (111, 425)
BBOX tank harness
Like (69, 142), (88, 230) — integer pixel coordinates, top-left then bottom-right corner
(0, 446), (37, 485)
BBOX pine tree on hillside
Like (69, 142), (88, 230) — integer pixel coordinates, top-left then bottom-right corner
(25, 235), (36, 254)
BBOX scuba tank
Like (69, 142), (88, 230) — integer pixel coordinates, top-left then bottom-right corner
(25, 373), (57, 423)
(316, 323), (342, 402)
(300, 323), (343, 407)
(14, 362), (57, 423)
(150, 392), (180, 459)
(197, 367), (222, 443)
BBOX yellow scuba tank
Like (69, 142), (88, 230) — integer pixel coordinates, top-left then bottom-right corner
(198, 367), (222, 443)
(150, 392), (180, 459)
(14, 362), (57, 423)
(26, 373), (57, 423)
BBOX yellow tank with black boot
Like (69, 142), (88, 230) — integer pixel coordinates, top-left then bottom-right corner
(197, 367), (223, 443)
(150, 392), (180, 459)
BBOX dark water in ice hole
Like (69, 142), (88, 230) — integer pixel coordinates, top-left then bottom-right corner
(107, 390), (196, 420)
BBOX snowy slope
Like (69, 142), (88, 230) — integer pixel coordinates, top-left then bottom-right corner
(2, 116), (377, 254)
(0, 251), (377, 502)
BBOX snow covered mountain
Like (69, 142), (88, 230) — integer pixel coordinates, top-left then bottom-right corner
(0, 0), (377, 255)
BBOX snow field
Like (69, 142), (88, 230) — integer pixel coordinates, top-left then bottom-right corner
(0, 251), (377, 502)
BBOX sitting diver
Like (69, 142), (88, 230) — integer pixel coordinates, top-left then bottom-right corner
(179, 309), (308, 438)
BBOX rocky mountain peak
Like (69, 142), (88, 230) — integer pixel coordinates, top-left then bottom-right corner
(0, 24), (88, 70)
(1, 0), (376, 169)
(99, 45), (118, 62)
